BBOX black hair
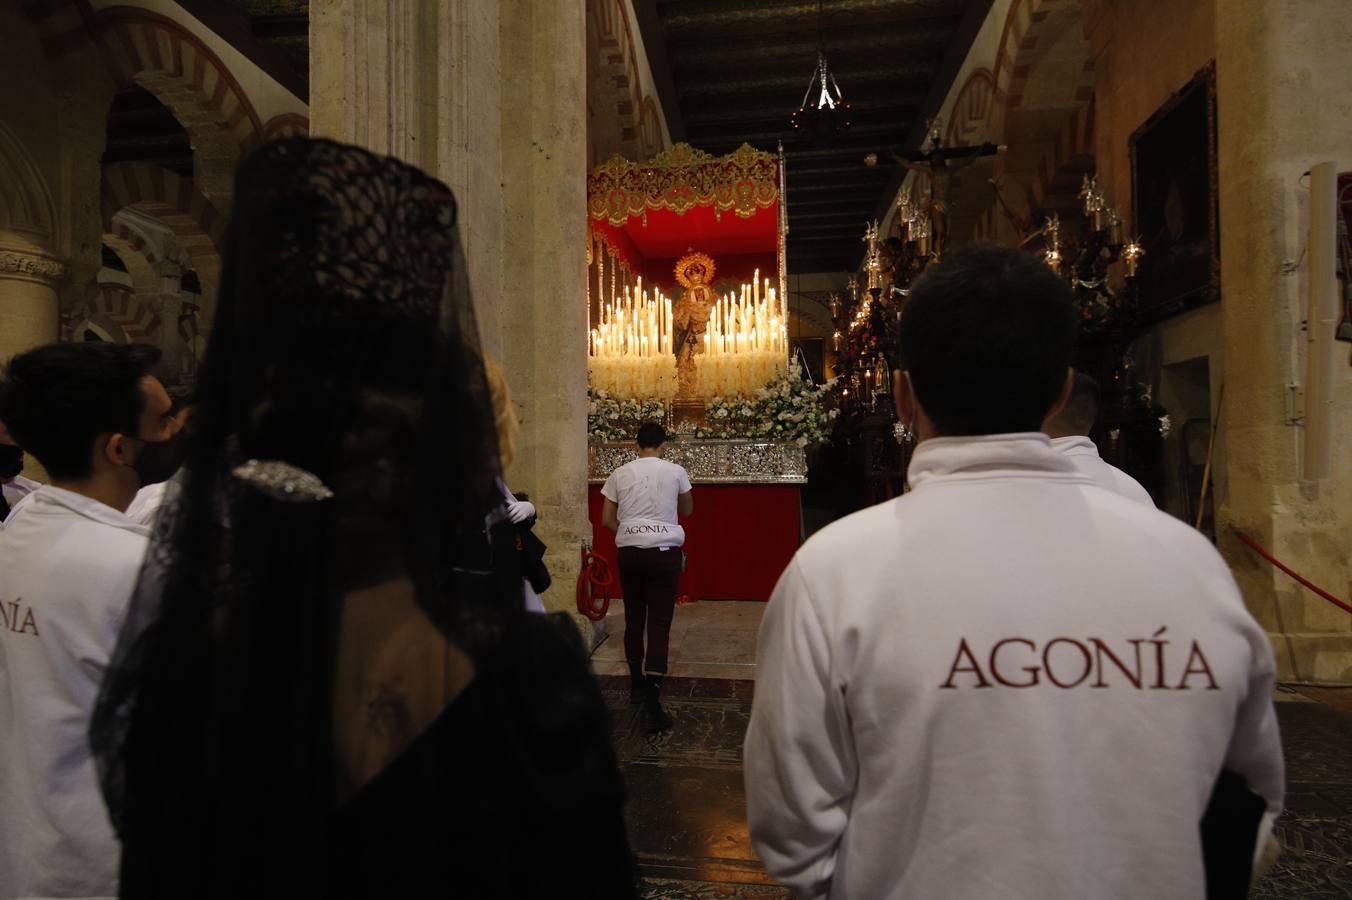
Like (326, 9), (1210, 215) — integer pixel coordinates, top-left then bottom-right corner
(1046, 372), (1099, 435)
(897, 242), (1077, 436)
(0, 342), (162, 479)
(636, 421), (667, 449)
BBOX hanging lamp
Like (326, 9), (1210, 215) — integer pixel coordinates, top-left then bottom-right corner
(790, 1), (852, 140)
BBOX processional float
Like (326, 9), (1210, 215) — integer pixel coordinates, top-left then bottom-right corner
(584, 143), (812, 603)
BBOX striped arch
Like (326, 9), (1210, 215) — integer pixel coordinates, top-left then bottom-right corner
(989, 0), (1093, 142)
(102, 218), (160, 295)
(944, 69), (996, 149)
(101, 163), (223, 313)
(78, 282), (161, 343)
(1029, 103), (1096, 214)
(587, 0), (666, 161)
(106, 219), (160, 267)
(25, 5), (264, 196)
(637, 97), (664, 162)
(262, 113), (310, 142)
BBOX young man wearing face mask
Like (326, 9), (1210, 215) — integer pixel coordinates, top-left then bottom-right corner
(123, 394), (193, 529)
(0, 341), (184, 900)
(0, 418), (40, 523)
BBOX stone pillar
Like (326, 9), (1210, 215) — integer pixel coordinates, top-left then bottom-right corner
(1216, 0), (1352, 681)
(309, 0), (592, 622)
(309, 0), (506, 350)
(497, 0), (590, 615)
(0, 244), (64, 362)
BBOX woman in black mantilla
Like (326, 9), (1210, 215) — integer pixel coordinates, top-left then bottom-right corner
(90, 138), (637, 899)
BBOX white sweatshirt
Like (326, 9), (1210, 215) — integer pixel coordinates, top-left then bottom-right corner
(0, 487), (149, 900)
(1050, 435), (1154, 506)
(745, 433), (1282, 900)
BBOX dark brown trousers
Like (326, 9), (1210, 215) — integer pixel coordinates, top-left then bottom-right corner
(617, 546), (683, 675)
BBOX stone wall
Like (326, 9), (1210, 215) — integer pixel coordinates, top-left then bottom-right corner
(876, 0), (1352, 681)
(1087, 0), (1352, 680)
(1082, 0), (1224, 521)
(1212, 0), (1352, 681)
(310, 0), (593, 624)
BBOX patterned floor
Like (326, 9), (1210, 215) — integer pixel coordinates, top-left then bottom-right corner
(1251, 690), (1352, 899)
(604, 671), (1352, 898)
(601, 675), (790, 899)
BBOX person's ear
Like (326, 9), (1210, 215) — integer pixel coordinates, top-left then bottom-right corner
(1043, 367), (1074, 423)
(102, 433), (132, 469)
(894, 370), (916, 425)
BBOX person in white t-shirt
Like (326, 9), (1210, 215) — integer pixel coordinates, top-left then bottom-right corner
(1043, 371), (1155, 506)
(0, 341), (184, 900)
(745, 243), (1282, 899)
(601, 422), (693, 733)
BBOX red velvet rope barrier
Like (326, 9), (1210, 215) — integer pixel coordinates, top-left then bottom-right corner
(1233, 531), (1352, 615)
(576, 547), (614, 622)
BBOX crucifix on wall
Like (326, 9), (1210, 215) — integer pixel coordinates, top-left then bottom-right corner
(867, 121), (1005, 257)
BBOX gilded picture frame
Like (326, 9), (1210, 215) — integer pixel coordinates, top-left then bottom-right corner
(1130, 63), (1220, 323)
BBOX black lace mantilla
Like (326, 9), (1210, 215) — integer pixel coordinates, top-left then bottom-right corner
(88, 138), (636, 898)
(242, 138), (458, 322)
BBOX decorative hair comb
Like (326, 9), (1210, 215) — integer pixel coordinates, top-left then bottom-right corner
(231, 459), (335, 503)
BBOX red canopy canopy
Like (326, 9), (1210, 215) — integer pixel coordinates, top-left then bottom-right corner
(588, 143), (783, 293)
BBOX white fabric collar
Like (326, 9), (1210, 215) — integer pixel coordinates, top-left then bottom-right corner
(28, 484), (150, 537)
(908, 432), (1088, 489)
(1048, 435), (1100, 457)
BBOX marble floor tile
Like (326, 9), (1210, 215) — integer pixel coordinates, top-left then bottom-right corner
(608, 669), (1352, 899)
(592, 600), (768, 681)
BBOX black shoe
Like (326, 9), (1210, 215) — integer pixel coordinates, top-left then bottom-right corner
(628, 662), (646, 705)
(641, 675), (674, 734)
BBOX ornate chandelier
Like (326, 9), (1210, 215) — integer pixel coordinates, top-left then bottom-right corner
(790, 2), (851, 139)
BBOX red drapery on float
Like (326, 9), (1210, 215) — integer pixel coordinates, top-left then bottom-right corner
(586, 142), (799, 603)
(588, 486), (801, 603)
(587, 143), (785, 296)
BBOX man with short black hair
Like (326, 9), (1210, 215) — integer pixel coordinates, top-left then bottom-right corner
(745, 243), (1282, 899)
(1043, 371), (1154, 506)
(0, 342), (185, 899)
(602, 421), (693, 733)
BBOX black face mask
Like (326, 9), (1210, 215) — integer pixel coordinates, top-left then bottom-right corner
(0, 444), (23, 480)
(130, 430), (188, 487)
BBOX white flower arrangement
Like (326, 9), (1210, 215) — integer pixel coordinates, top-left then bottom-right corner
(695, 367), (838, 447)
(587, 386), (667, 443)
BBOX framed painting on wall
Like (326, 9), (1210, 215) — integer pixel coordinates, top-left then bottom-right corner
(1130, 64), (1219, 323)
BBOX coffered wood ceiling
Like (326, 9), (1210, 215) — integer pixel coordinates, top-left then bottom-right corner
(121, 1), (987, 275)
(642, 0), (992, 273)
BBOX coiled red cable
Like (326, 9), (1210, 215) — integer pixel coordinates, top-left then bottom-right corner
(577, 548), (614, 622)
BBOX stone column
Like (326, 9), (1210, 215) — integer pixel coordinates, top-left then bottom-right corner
(309, 0), (506, 350)
(0, 244), (64, 362)
(1216, 0), (1352, 681)
(309, 0), (592, 623)
(497, 0), (590, 616)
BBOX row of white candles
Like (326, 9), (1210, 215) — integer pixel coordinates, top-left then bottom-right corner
(590, 277), (673, 359)
(703, 271), (786, 356)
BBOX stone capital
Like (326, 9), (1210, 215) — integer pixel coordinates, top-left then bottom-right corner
(0, 249), (67, 285)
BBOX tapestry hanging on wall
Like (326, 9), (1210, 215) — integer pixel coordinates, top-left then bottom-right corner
(1131, 64), (1219, 323)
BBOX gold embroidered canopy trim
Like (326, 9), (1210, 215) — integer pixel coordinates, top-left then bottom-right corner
(588, 143), (780, 227)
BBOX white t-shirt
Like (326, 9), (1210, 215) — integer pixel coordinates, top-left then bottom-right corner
(1050, 435), (1155, 506)
(601, 456), (692, 550)
(1, 474), (40, 521)
(745, 434), (1282, 900)
(0, 486), (150, 900)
